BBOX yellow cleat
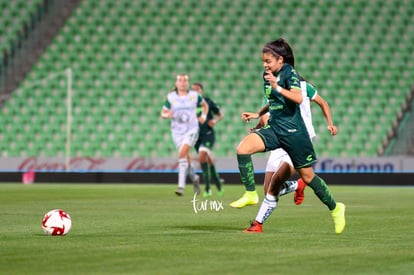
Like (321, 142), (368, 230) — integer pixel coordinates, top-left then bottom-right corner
(330, 202), (346, 234)
(230, 191), (259, 208)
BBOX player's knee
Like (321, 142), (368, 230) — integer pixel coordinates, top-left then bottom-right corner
(198, 151), (207, 162)
(297, 166), (315, 183)
(236, 142), (252, 154)
(237, 148), (253, 155)
(300, 172), (314, 184)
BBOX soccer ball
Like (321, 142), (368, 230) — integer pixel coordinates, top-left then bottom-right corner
(41, 209), (72, 236)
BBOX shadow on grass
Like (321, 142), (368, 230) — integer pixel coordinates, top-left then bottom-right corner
(33, 233), (48, 237)
(33, 233), (71, 237)
(172, 224), (242, 232)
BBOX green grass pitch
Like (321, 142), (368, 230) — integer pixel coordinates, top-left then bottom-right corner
(0, 183), (413, 274)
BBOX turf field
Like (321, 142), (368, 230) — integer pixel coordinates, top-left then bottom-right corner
(0, 183), (413, 274)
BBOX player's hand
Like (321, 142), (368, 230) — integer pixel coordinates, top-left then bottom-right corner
(328, 125), (337, 136)
(207, 119), (216, 128)
(248, 127), (258, 134)
(161, 110), (173, 119)
(264, 70), (278, 88)
(241, 112), (259, 122)
(198, 116), (206, 124)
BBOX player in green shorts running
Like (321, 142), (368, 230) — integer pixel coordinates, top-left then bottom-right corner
(192, 82), (224, 197)
(243, 78), (338, 233)
(231, 38), (345, 234)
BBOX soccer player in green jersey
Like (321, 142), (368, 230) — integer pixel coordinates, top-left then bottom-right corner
(244, 79), (338, 233)
(231, 38), (345, 234)
(192, 82), (224, 197)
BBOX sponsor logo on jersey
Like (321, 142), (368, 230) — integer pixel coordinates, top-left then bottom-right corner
(269, 105), (283, 110)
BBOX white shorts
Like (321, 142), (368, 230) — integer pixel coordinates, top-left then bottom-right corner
(265, 148), (293, 172)
(172, 129), (199, 150)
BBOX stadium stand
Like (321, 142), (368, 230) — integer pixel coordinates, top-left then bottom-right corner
(1, 0), (413, 157)
(1, 0), (80, 101)
(0, 0), (43, 94)
(0, 0), (43, 54)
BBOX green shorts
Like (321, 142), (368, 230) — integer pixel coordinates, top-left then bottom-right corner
(255, 125), (317, 169)
(195, 130), (215, 152)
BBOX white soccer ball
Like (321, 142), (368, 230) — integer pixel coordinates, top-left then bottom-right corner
(41, 209), (72, 236)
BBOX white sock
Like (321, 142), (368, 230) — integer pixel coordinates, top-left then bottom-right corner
(255, 193), (277, 224)
(178, 158), (188, 189)
(279, 180), (298, 196)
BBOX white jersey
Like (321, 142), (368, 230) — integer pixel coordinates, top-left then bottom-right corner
(163, 90), (203, 135)
(300, 81), (316, 139)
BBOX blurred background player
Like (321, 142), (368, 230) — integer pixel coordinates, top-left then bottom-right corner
(244, 78), (338, 233)
(186, 155), (200, 190)
(161, 74), (208, 196)
(192, 82), (224, 197)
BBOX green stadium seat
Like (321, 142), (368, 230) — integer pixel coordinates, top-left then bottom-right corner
(1, 0), (413, 157)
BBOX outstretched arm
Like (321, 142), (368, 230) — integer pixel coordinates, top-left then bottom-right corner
(241, 103), (270, 123)
(313, 95), (337, 135)
(207, 111), (223, 128)
(198, 100), (209, 124)
(248, 113), (270, 133)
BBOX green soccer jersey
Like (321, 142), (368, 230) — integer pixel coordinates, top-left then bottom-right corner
(263, 82), (317, 106)
(197, 97), (221, 135)
(263, 63), (304, 135)
(263, 80), (317, 139)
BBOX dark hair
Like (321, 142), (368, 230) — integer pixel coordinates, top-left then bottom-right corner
(192, 82), (203, 91)
(262, 38), (295, 67)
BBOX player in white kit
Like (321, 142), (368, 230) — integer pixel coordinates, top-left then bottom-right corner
(161, 74), (209, 196)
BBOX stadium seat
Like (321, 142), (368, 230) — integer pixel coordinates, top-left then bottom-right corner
(1, 0), (413, 157)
